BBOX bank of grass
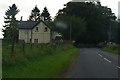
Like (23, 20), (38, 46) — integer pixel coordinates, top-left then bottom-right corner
(102, 44), (120, 55)
(3, 43), (79, 78)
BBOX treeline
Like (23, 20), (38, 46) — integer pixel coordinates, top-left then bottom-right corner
(2, 1), (120, 46)
(54, 1), (119, 44)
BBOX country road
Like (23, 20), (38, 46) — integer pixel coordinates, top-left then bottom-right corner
(64, 48), (120, 78)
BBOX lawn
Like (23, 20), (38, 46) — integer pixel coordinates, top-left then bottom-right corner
(2, 43), (79, 78)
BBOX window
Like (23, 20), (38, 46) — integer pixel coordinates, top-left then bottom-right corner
(34, 39), (38, 43)
(30, 38), (31, 43)
(44, 27), (48, 32)
(35, 27), (38, 32)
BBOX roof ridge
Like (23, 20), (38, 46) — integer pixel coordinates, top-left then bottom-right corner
(20, 20), (43, 22)
(18, 20), (50, 29)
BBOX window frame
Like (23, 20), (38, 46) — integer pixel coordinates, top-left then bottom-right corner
(34, 39), (38, 43)
(35, 27), (39, 32)
(44, 27), (48, 32)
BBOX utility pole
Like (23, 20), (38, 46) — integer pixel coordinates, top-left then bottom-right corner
(108, 20), (111, 42)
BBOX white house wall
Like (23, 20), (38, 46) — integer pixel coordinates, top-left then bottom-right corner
(19, 29), (31, 43)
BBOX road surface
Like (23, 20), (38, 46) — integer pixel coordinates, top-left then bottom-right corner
(64, 48), (120, 78)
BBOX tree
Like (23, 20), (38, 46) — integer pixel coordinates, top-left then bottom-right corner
(41, 7), (51, 21)
(29, 5), (41, 21)
(110, 21), (118, 42)
(55, 2), (116, 44)
(3, 4), (19, 56)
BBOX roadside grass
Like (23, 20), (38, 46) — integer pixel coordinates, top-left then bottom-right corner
(2, 43), (79, 78)
(102, 44), (120, 55)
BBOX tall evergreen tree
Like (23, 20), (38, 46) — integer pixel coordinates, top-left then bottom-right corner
(41, 7), (51, 21)
(3, 4), (19, 56)
(29, 5), (41, 21)
(3, 4), (19, 42)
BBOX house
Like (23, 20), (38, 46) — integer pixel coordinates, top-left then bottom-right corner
(18, 20), (51, 43)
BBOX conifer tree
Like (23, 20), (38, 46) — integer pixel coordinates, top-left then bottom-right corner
(3, 4), (19, 56)
(41, 7), (51, 21)
(29, 5), (41, 21)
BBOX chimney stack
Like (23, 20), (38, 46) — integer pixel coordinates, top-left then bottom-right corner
(41, 16), (44, 21)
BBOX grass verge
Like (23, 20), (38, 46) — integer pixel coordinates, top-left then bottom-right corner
(3, 44), (78, 78)
(102, 44), (120, 55)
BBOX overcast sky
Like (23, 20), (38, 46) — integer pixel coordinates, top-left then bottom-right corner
(0, 0), (120, 38)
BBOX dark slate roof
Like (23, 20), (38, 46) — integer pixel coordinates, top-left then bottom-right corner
(18, 20), (51, 29)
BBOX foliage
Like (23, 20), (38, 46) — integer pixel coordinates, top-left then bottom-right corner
(55, 2), (117, 44)
(29, 5), (41, 21)
(54, 15), (87, 40)
(2, 4), (19, 56)
(2, 4), (19, 42)
(109, 21), (118, 42)
(41, 7), (51, 21)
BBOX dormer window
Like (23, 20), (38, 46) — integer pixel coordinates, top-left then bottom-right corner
(44, 27), (48, 32)
(35, 27), (38, 32)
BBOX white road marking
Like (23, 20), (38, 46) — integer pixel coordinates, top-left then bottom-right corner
(103, 58), (111, 63)
(117, 66), (120, 69)
(98, 54), (103, 57)
(96, 51), (120, 69)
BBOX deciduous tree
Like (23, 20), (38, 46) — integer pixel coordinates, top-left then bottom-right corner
(55, 2), (116, 44)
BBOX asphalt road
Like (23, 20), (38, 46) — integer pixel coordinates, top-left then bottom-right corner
(64, 48), (120, 78)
